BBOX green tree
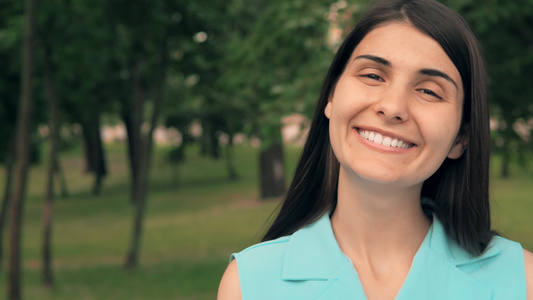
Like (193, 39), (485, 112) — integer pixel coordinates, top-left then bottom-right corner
(0, 0), (23, 272)
(41, 44), (59, 287)
(35, 0), (116, 196)
(8, 0), (36, 297)
(221, 0), (334, 198)
(176, 0), (249, 179)
(446, 0), (533, 176)
(100, 0), (179, 268)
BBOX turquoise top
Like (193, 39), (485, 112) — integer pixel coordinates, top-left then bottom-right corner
(231, 213), (526, 299)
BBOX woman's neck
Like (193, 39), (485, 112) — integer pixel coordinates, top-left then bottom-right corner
(330, 168), (432, 299)
(331, 167), (431, 268)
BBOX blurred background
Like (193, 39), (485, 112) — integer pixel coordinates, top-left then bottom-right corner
(0, 0), (532, 299)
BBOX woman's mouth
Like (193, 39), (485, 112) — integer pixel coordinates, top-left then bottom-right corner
(357, 129), (415, 149)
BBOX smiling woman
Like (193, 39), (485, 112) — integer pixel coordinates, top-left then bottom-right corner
(218, 0), (533, 299)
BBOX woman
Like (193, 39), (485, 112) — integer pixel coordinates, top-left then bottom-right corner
(219, 0), (533, 299)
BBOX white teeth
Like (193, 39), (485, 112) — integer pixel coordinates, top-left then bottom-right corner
(374, 133), (383, 144)
(357, 129), (413, 149)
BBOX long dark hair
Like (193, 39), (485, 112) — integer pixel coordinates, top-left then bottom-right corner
(262, 0), (494, 256)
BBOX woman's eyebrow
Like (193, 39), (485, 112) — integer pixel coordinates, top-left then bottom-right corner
(419, 68), (458, 89)
(354, 54), (391, 67)
(354, 55), (459, 89)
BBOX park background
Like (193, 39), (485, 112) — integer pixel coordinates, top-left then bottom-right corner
(0, 0), (532, 299)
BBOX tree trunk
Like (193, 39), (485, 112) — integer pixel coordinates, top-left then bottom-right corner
(202, 120), (220, 159)
(81, 114), (107, 196)
(0, 142), (15, 272)
(500, 123), (513, 179)
(501, 147), (510, 178)
(125, 63), (144, 205)
(82, 132), (92, 173)
(8, 0), (35, 297)
(171, 162), (180, 187)
(124, 44), (168, 269)
(123, 143), (149, 268)
(91, 120), (107, 196)
(259, 135), (286, 199)
(54, 159), (69, 198)
(225, 137), (238, 180)
(121, 112), (138, 202)
(42, 46), (58, 287)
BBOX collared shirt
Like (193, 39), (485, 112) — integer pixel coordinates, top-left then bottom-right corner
(231, 213), (526, 299)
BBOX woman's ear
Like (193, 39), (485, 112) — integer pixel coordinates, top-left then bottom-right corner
(324, 101), (332, 119)
(325, 90), (335, 119)
(447, 135), (467, 159)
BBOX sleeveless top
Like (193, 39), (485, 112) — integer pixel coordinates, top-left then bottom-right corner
(231, 213), (526, 299)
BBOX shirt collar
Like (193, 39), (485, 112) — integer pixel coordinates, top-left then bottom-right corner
(282, 212), (501, 281)
(282, 213), (349, 280)
(427, 214), (501, 266)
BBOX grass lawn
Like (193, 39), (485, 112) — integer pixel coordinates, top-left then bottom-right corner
(0, 144), (531, 299)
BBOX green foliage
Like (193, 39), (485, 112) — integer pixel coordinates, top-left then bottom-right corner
(3, 0), (531, 174)
(444, 0), (533, 175)
(219, 0), (335, 145)
(0, 1), (23, 162)
(0, 0), (48, 165)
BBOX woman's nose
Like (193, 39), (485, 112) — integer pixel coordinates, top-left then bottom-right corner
(373, 85), (410, 122)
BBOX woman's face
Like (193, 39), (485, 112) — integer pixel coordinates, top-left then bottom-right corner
(325, 22), (465, 189)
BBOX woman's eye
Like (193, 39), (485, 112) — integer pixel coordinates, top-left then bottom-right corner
(418, 88), (442, 100)
(361, 74), (384, 82)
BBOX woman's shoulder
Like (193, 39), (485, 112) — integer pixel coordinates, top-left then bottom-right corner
(218, 260), (241, 300)
(484, 235), (525, 264)
(473, 236), (528, 298)
(229, 235), (293, 287)
(523, 249), (533, 300)
(479, 235), (526, 272)
(217, 235), (296, 300)
(218, 214), (335, 300)
(232, 235), (291, 261)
